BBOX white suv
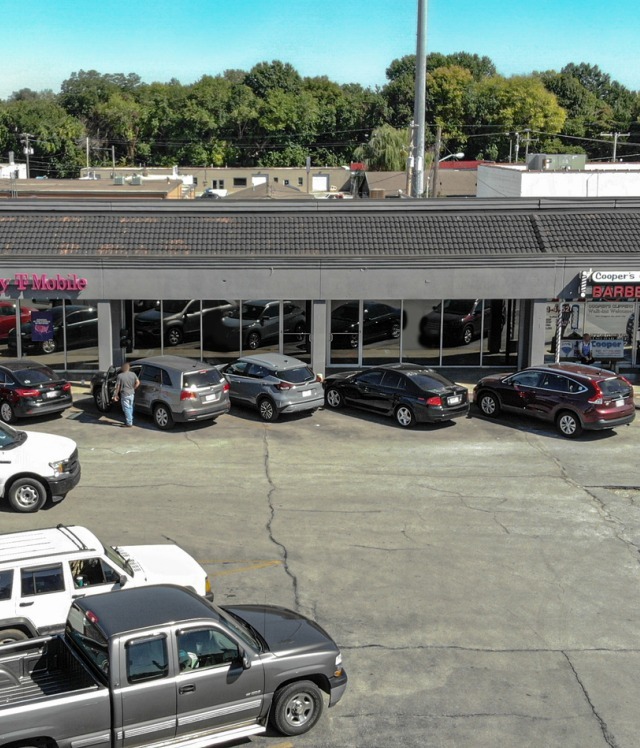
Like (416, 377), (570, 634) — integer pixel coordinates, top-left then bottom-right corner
(0, 525), (213, 643)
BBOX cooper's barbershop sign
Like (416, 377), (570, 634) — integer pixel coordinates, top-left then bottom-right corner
(589, 269), (640, 299)
(0, 273), (88, 294)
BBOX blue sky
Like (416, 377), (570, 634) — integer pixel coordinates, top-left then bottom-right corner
(3, 0), (639, 98)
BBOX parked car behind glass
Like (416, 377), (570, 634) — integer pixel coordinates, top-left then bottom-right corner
(214, 300), (306, 350)
(0, 359), (72, 423)
(134, 299), (237, 347)
(8, 305), (97, 355)
(323, 363), (469, 428)
(420, 299), (491, 346)
(474, 363), (635, 438)
(221, 353), (324, 421)
(331, 301), (402, 349)
(0, 302), (37, 342)
(91, 355), (230, 430)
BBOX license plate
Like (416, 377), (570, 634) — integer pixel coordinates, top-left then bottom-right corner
(448, 395), (462, 405)
(205, 393), (219, 402)
(302, 390), (312, 398)
(615, 399), (624, 407)
(46, 390), (59, 399)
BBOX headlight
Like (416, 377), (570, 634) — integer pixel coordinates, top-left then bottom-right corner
(49, 459), (69, 475)
(335, 653), (342, 667)
(334, 652), (343, 677)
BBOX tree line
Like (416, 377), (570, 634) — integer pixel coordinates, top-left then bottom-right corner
(1, 54), (639, 178)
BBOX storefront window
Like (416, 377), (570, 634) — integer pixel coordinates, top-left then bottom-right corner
(361, 299), (401, 365)
(283, 300), (311, 362)
(330, 300), (359, 366)
(202, 299), (241, 364)
(404, 299), (440, 367)
(129, 300), (161, 361)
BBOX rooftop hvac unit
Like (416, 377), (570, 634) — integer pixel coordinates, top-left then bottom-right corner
(114, 176), (125, 185)
(527, 153), (586, 171)
(130, 175), (142, 185)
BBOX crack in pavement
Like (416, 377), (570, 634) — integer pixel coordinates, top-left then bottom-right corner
(562, 651), (619, 748)
(263, 429), (300, 611)
(341, 643), (640, 654)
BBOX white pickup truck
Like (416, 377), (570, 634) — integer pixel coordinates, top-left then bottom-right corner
(0, 524), (213, 644)
(0, 421), (80, 512)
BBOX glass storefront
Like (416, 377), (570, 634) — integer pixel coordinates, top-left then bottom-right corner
(0, 297), (523, 373)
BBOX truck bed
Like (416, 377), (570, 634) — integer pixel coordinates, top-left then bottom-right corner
(0, 635), (99, 707)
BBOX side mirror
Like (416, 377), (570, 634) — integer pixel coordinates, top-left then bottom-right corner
(241, 650), (251, 670)
(119, 574), (127, 587)
(260, 317), (266, 326)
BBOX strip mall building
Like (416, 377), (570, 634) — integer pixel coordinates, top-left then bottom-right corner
(0, 197), (639, 375)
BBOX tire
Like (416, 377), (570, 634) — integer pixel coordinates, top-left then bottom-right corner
(41, 338), (57, 354)
(395, 404), (416, 428)
(166, 327), (183, 346)
(0, 628), (28, 645)
(348, 334), (359, 349)
(7, 477), (48, 513)
(93, 386), (112, 413)
(0, 401), (16, 424)
(270, 680), (323, 737)
(246, 331), (261, 350)
(391, 321), (401, 339)
(478, 391), (500, 418)
(556, 410), (583, 438)
(325, 387), (344, 409)
(461, 325), (474, 345)
(153, 403), (174, 430)
(258, 397), (279, 422)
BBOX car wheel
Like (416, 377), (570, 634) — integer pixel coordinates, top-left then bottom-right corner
(166, 327), (183, 346)
(246, 331), (261, 350)
(93, 386), (112, 413)
(41, 338), (57, 354)
(153, 403), (174, 430)
(395, 404), (416, 428)
(556, 410), (583, 438)
(0, 401), (16, 424)
(258, 397), (279, 422)
(462, 325), (474, 345)
(391, 321), (401, 338)
(325, 387), (344, 409)
(270, 680), (323, 736)
(348, 334), (359, 349)
(478, 391), (500, 417)
(0, 628), (28, 645)
(7, 477), (48, 513)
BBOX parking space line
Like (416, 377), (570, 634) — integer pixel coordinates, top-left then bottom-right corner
(199, 559), (283, 577)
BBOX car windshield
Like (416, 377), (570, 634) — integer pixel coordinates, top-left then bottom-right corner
(13, 366), (57, 385)
(218, 607), (265, 652)
(600, 377), (632, 398)
(333, 305), (358, 321)
(443, 300), (475, 315)
(275, 366), (315, 384)
(183, 369), (221, 388)
(0, 422), (25, 449)
(103, 543), (133, 576)
(162, 300), (189, 314)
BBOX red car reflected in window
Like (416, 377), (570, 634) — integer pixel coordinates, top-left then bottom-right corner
(0, 302), (36, 342)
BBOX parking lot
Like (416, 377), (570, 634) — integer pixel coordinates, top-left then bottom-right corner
(2, 384), (640, 748)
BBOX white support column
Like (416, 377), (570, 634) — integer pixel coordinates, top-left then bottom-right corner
(311, 300), (327, 377)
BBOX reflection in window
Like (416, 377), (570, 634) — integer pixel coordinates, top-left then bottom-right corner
(126, 637), (169, 683)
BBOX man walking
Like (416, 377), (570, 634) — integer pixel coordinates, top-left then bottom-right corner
(113, 362), (140, 427)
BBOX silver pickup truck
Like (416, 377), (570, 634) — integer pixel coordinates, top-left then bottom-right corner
(0, 584), (347, 747)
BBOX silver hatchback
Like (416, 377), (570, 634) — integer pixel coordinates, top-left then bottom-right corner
(92, 355), (230, 429)
(221, 353), (324, 421)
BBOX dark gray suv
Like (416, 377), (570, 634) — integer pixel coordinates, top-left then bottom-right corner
(91, 355), (230, 429)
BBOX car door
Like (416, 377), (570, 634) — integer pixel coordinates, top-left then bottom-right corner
(117, 632), (177, 748)
(260, 303), (280, 343)
(66, 308), (98, 348)
(499, 371), (542, 412)
(282, 302), (304, 334)
(17, 562), (71, 634)
(530, 373), (573, 421)
(223, 361), (252, 403)
(175, 626), (264, 737)
(349, 370), (387, 411)
(378, 370), (407, 413)
(182, 301), (202, 337)
(68, 557), (122, 600)
(0, 569), (16, 622)
(244, 363), (271, 405)
(135, 364), (163, 413)
(0, 305), (15, 338)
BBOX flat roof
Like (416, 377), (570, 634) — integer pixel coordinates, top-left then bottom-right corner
(0, 525), (99, 565)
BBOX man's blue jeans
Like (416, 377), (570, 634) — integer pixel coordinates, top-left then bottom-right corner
(121, 394), (135, 426)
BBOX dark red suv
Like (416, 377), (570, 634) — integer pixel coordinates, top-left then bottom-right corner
(474, 363), (635, 438)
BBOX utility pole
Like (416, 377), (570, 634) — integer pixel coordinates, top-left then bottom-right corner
(431, 125), (442, 198)
(411, 0), (428, 198)
(405, 120), (416, 195)
(111, 146), (116, 174)
(19, 133), (35, 179)
(86, 137), (90, 169)
(514, 131), (521, 163)
(599, 131), (630, 162)
(523, 128), (532, 163)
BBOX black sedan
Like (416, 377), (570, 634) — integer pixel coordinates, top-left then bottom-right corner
(0, 359), (72, 423)
(7, 305), (98, 355)
(331, 301), (402, 349)
(323, 363), (469, 427)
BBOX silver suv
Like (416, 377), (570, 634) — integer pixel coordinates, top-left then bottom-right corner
(91, 355), (230, 429)
(221, 353), (324, 421)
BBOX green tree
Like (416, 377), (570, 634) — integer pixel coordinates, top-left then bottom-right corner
(245, 61), (302, 98)
(353, 124), (408, 171)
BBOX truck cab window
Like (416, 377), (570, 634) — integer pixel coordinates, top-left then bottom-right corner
(177, 628), (239, 671)
(126, 636), (169, 683)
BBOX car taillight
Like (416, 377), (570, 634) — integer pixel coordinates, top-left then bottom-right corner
(15, 388), (40, 398)
(276, 381), (292, 390)
(588, 382), (604, 405)
(62, 382), (71, 392)
(180, 390), (197, 401)
(419, 395), (442, 406)
(223, 382), (230, 393)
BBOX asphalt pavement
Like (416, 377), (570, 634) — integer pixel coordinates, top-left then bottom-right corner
(2, 383), (640, 748)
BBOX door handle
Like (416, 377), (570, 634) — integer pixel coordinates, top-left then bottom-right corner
(19, 601), (34, 607)
(72, 593), (85, 598)
(179, 684), (196, 694)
